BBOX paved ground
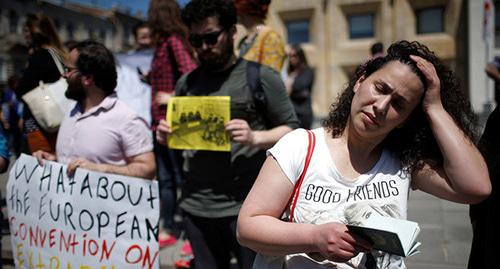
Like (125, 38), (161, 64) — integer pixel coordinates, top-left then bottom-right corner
(405, 191), (473, 269)
(0, 161), (474, 269)
(154, 190), (474, 269)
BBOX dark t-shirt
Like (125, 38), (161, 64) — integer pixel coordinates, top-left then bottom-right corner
(468, 107), (500, 269)
(17, 48), (61, 97)
(290, 68), (314, 128)
(175, 59), (299, 217)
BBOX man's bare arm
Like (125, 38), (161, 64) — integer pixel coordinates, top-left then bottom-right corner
(67, 152), (156, 180)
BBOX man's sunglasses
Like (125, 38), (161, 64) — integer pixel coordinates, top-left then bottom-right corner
(189, 29), (224, 48)
(63, 66), (78, 73)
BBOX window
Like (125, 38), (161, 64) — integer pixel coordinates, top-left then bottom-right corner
(54, 19), (61, 30)
(9, 10), (18, 34)
(67, 23), (74, 40)
(348, 14), (374, 39)
(286, 20), (310, 44)
(495, 1), (500, 47)
(99, 29), (106, 41)
(124, 27), (130, 44)
(0, 59), (3, 82)
(416, 7), (444, 34)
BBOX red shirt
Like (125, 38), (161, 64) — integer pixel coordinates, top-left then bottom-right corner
(150, 35), (197, 129)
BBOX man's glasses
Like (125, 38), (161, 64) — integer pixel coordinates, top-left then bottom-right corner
(64, 66), (78, 73)
(189, 29), (224, 48)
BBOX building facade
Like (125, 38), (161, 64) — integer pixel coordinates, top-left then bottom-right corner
(0, 0), (143, 85)
(262, 0), (474, 117)
(1, 0), (495, 117)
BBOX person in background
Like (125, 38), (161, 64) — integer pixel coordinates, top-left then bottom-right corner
(0, 129), (9, 170)
(284, 44), (314, 129)
(64, 40), (78, 51)
(370, 41), (384, 59)
(33, 40), (155, 180)
(235, 0), (285, 73)
(0, 126), (10, 269)
(156, 0), (299, 267)
(484, 57), (500, 104)
(237, 41), (491, 268)
(115, 22), (154, 125)
(1, 75), (24, 156)
(134, 22), (153, 51)
(147, 0), (198, 249)
(467, 63), (500, 269)
(15, 13), (66, 154)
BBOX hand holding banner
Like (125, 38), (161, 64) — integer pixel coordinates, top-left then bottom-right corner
(7, 154), (160, 269)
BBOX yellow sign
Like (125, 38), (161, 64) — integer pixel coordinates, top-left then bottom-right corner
(166, 96), (231, 151)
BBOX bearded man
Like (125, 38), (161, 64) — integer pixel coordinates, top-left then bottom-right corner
(34, 40), (155, 180)
(155, 0), (299, 267)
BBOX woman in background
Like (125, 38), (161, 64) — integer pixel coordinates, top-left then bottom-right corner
(235, 0), (285, 72)
(147, 0), (197, 250)
(285, 44), (314, 129)
(16, 13), (66, 153)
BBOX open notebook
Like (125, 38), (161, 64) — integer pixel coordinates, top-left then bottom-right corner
(347, 214), (421, 257)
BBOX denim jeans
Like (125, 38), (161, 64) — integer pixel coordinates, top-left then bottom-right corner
(154, 135), (184, 231)
(183, 212), (256, 269)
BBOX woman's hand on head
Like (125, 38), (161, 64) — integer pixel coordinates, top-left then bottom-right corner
(312, 222), (372, 263)
(410, 55), (443, 113)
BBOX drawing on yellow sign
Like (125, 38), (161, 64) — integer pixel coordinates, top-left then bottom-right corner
(166, 96), (231, 151)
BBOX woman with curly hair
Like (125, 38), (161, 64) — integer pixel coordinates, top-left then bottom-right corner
(235, 0), (286, 72)
(237, 40), (491, 268)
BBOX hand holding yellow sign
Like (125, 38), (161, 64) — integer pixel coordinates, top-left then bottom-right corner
(166, 96), (231, 151)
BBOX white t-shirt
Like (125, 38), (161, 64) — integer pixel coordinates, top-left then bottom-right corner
(267, 128), (411, 269)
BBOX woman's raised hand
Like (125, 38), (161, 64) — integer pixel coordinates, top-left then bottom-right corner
(410, 55), (443, 113)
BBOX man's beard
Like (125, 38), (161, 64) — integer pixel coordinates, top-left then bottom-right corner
(65, 79), (86, 102)
(198, 41), (234, 71)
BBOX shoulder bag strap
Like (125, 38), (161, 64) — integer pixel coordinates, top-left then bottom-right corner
(286, 129), (316, 222)
(47, 48), (65, 76)
(246, 61), (271, 128)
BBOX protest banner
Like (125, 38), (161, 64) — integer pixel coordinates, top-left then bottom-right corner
(115, 50), (153, 125)
(6, 154), (160, 269)
(167, 96), (231, 152)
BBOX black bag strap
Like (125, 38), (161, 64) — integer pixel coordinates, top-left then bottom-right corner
(246, 61), (270, 128)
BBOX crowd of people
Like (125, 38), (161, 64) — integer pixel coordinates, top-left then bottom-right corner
(0, 0), (497, 269)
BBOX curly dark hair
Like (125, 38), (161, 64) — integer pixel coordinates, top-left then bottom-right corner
(181, 0), (237, 30)
(323, 40), (478, 174)
(74, 40), (117, 95)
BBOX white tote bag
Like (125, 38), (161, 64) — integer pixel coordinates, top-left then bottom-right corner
(22, 49), (71, 133)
